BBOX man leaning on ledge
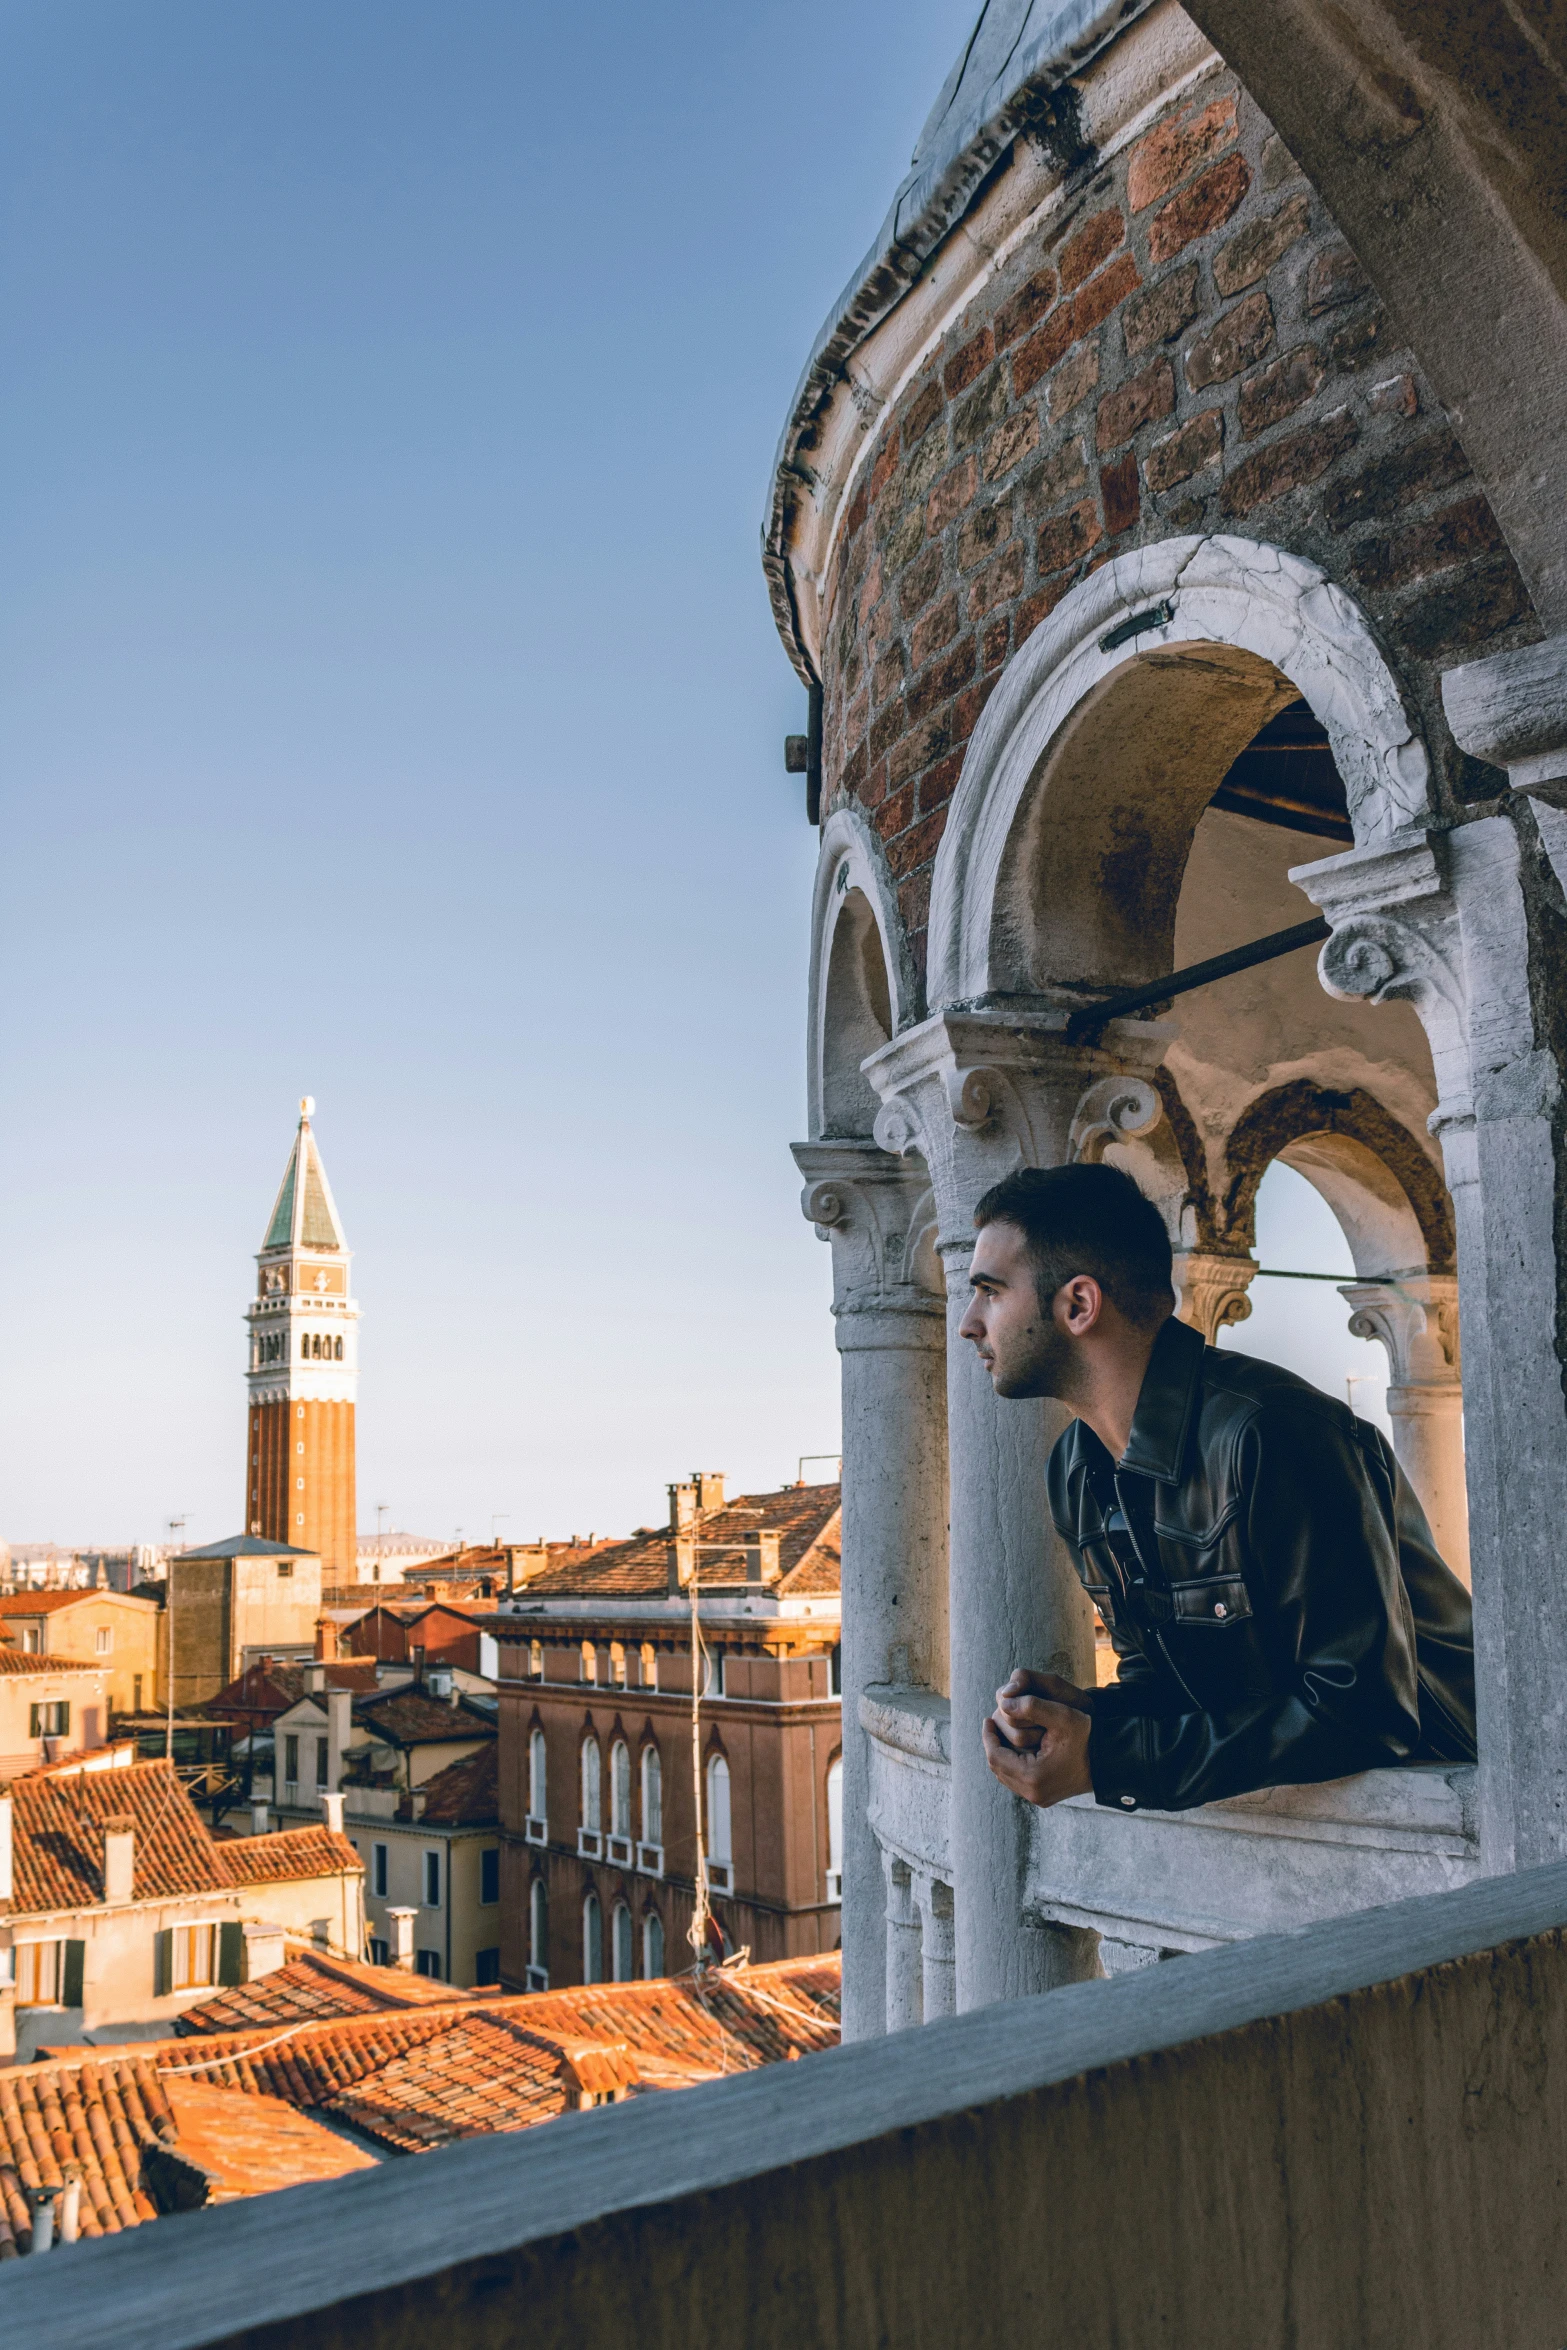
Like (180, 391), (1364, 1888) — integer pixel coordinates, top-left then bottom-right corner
(961, 1164), (1477, 1815)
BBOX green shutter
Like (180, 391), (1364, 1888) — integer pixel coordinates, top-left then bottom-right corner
(153, 1928), (173, 1998)
(218, 1923), (245, 1986)
(61, 1941), (84, 2008)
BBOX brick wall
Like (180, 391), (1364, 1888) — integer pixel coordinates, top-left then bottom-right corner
(821, 70), (1541, 997)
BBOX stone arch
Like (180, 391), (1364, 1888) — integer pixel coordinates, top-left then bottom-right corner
(927, 535), (1431, 1009)
(808, 807), (917, 1138)
(1218, 1081), (1455, 1275)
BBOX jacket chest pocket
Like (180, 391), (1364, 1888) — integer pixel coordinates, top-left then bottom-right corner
(1166, 1574), (1252, 1626)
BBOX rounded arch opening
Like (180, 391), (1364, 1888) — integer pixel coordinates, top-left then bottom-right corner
(819, 883), (893, 1136)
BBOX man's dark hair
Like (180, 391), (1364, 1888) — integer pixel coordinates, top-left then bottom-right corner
(972, 1162), (1175, 1326)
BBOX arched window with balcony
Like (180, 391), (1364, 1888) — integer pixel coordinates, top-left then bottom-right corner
(529, 1876), (548, 1980)
(582, 1890), (603, 1984)
(706, 1752), (731, 1869)
(528, 1727), (546, 1822)
(641, 1744), (662, 1845)
(643, 1909), (665, 1979)
(580, 1735), (600, 1833)
(611, 1899), (633, 1982)
(826, 1755), (844, 1903)
(610, 1739), (631, 1837)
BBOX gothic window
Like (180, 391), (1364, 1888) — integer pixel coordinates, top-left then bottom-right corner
(609, 1642), (627, 1687)
(529, 1639), (543, 1679)
(580, 1735), (601, 1833)
(529, 1876), (548, 1973)
(301, 1336), (308, 1361)
(582, 1890), (603, 1984)
(529, 1726), (546, 1819)
(580, 1641), (597, 1685)
(611, 1899), (633, 1983)
(610, 1740), (631, 1837)
(643, 1910), (664, 1979)
(706, 1752), (732, 1869)
(334, 1336), (343, 1360)
(639, 1643), (657, 1691)
(641, 1744), (662, 1844)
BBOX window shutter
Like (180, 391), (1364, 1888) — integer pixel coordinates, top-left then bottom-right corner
(61, 1941), (85, 2008)
(218, 1923), (245, 1986)
(153, 1928), (173, 1998)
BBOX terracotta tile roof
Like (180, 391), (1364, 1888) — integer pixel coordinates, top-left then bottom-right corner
(0, 1591), (150, 1616)
(516, 1485), (843, 1601)
(353, 1686), (496, 1745)
(0, 1651), (105, 1677)
(153, 1953), (840, 2156)
(7, 1761), (361, 1917)
(0, 2057), (372, 2252)
(219, 1826), (362, 1887)
(412, 1743), (498, 1826)
(203, 1658), (378, 1723)
(174, 1949), (480, 2037)
(158, 2078), (375, 2199)
(0, 2048), (172, 2250)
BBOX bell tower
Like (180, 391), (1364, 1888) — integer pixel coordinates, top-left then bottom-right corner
(244, 1097), (359, 1577)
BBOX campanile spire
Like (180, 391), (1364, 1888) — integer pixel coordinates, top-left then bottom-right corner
(244, 1098), (359, 1576)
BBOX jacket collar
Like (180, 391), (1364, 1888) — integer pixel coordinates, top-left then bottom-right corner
(1118, 1314), (1205, 1486)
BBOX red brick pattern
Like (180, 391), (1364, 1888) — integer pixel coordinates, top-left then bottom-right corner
(819, 74), (1539, 986)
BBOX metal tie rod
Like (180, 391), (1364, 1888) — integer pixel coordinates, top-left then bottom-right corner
(1064, 915), (1330, 1044)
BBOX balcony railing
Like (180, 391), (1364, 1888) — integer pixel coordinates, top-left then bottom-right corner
(705, 1859), (732, 1895)
(577, 1828), (602, 1861)
(14, 1860), (1567, 2350)
(606, 1833), (633, 1868)
(636, 1841), (663, 1878)
(523, 1815), (547, 1847)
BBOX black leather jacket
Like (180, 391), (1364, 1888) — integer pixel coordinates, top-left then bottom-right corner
(1047, 1315), (1477, 1814)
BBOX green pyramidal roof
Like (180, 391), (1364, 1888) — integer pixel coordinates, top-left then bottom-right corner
(260, 1100), (348, 1253)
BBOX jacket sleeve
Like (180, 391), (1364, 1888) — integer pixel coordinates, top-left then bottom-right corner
(1087, 1400), (1425, 1812)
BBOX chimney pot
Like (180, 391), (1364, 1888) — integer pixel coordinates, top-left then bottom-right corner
(320, 1790), (345, 1834)
(102, 1817), (136, 1905)
(386, 1905), (418, 1969)
(250, 1800), (270, 1835)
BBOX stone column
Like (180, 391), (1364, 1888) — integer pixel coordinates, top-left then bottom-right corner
(1296, 657), (1567, 1874)
(866, 1012), (1165, 2010)
(1340, 1274), (1468, 1581)
(793, 1140), (948, 2044)
(884, 1857), (923, 2031)
(917, 1874), (957, 2020)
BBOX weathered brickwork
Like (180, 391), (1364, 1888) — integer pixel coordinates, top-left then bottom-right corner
(820, 71), (1540, 993)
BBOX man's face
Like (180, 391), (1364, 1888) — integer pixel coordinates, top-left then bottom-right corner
(959, 1219), (1081, 1399)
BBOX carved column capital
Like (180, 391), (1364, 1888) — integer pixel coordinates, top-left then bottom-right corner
(791, 1139), (944, 1327)
(1173, 1251), (1257, 1342)
(1339, 1271), (1461, 1392)
(862, 1008), (1168, 1250)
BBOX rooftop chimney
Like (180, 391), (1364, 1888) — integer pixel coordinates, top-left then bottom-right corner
(320, 1790), (345, 1834)
(250, 1799), (270, 1835)
(241, 1919), (286, 1980)
(744, 1529), (782, 1584)
(326, 1687), (353, 1791)
(305, 1661), (327, 1695)
(668, 1481), (698, 1532)
(102, 1816), (135, 1906)
(314, 1616), (339, 1664)
(695, 1472), (725, 1514)
(387, 1905), (417, 1970)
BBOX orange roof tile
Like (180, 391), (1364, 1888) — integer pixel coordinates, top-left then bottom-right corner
(413, 1743), (497, 1826)
(157, 2079), (375, 2199)
(0, 1591), (152, 1616)
(175, 1949), (480, 2037)
(515, 1485), (842, 1601)
(149, 1953), (840, 2156)
(0, 1651), (105, 1677)
(7, 1761), (360, 1917)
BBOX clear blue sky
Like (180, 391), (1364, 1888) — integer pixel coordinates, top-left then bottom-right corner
(0, 0), (1385, 1550)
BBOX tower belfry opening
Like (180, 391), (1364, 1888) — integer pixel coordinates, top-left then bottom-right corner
(244, 1095), (359, 1577)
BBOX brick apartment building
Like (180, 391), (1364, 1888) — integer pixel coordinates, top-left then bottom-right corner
(485, 1475), (842, 1992)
